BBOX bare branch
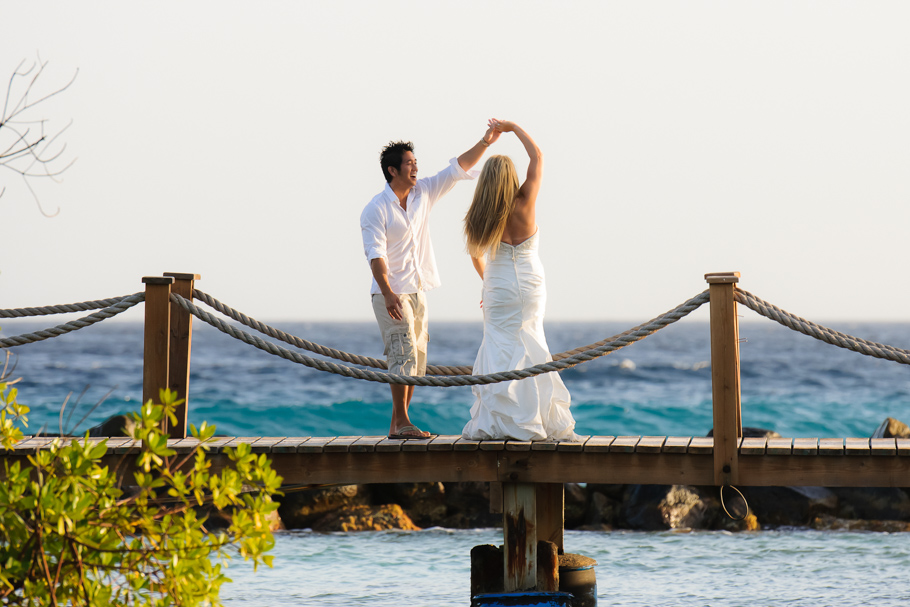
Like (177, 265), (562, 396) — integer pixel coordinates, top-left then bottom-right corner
(0, 138), (44, 161)
(24, 173), (61, 217)
(59, 391), (72, 437)
(68, 385), (116, 435)
(1, 55), (77, 215)
(7, 120), (74, 171)
(0, 126), (39, 158)
(2, 58), (30, 119)
(4, 60), (78, 122)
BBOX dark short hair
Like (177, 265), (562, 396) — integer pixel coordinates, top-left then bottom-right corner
(380, 141), (415, 183)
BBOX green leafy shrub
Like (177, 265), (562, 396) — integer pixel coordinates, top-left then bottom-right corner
(0, 384), (282, 606)
(0, 361), (27, 450)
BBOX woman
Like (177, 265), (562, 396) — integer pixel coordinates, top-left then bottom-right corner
(461, 120), (578, 442)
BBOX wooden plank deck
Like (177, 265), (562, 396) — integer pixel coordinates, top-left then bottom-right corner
(5, 434), (910, 488)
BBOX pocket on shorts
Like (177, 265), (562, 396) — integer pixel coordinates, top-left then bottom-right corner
(388, 331), (414, 370)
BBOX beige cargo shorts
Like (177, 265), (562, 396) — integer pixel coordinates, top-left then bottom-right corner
(371, 292), (428, 376)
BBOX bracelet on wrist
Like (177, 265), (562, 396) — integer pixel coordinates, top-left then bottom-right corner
(480, 138), (490, 147)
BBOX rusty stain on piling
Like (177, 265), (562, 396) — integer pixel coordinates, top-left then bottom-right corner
(505, 506), (535, 582)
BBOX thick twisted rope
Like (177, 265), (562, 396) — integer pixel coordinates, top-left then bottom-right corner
(171, 290), (709, 386)
(0, 294), (141, 318)
(735, 288), (910, 365)
(191, 289), (689, 374)
(554, 320), (659, 361)
(192, 289), (472, 376)
(0, 293), (146, 348)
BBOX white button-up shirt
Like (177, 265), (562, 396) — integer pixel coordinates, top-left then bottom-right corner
(361, 157), (477, 295)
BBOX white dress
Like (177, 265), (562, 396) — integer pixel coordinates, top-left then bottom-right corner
(462, 231), (578, 441)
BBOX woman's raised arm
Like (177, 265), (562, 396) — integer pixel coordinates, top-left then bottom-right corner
(491, 120), (543, 205)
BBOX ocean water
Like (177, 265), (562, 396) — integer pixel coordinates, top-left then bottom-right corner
(219, 528), (910, 607)
(3, 315), (910, 605)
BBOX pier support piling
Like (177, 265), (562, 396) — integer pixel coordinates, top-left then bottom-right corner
(489, 481), (503, 513)
(536, 541), (559, 592)
(471, 544), (504, 596)
(503, 482), (537, 592)
(536, 483), (564, 553)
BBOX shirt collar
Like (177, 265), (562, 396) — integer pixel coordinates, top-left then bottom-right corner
(382, 182), (414, 210)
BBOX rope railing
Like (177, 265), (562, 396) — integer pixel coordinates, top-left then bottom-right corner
(0, 294), (141, 318)
(191, 289), (472, 376)
(553, 321), (658, 362)
(0, 294), (146, 348)
(170, 290), (710, 387)
(190, 289), (671, 375)
(735, 289), (910, 365)
(5, 284), (909, 377)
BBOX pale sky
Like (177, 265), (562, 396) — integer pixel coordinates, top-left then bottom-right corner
(2, 1), (909, 324)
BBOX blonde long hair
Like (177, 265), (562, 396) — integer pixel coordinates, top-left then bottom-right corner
(464, 155), (520, 258)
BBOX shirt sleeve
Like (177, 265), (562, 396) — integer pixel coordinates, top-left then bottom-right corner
(419, 157), (480, 208)
(360, 203), (386, 263)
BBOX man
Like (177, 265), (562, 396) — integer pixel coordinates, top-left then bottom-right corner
(361, 122), (500, 439)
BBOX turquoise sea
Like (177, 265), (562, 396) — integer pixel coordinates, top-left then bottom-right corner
(3, 315), (910, 605)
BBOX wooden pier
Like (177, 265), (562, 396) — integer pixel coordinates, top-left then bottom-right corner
(7, 431), (910, 598)
(7, 433), (910, 488)
(5, 270), (910, 598)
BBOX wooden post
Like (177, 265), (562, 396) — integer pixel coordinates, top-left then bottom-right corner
(489, 481), (503, 514)
(163, 272), (200, 439)
(536, 541), (559, 592)
(142, 276), (174, 409)
(471, 545), (504, 596)
(536, 483), (564, 553)
(706, 272), (742, 486)
(503, 482), (537, 591)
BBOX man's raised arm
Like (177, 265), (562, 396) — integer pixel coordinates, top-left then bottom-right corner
(457, 120), (502, 172)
